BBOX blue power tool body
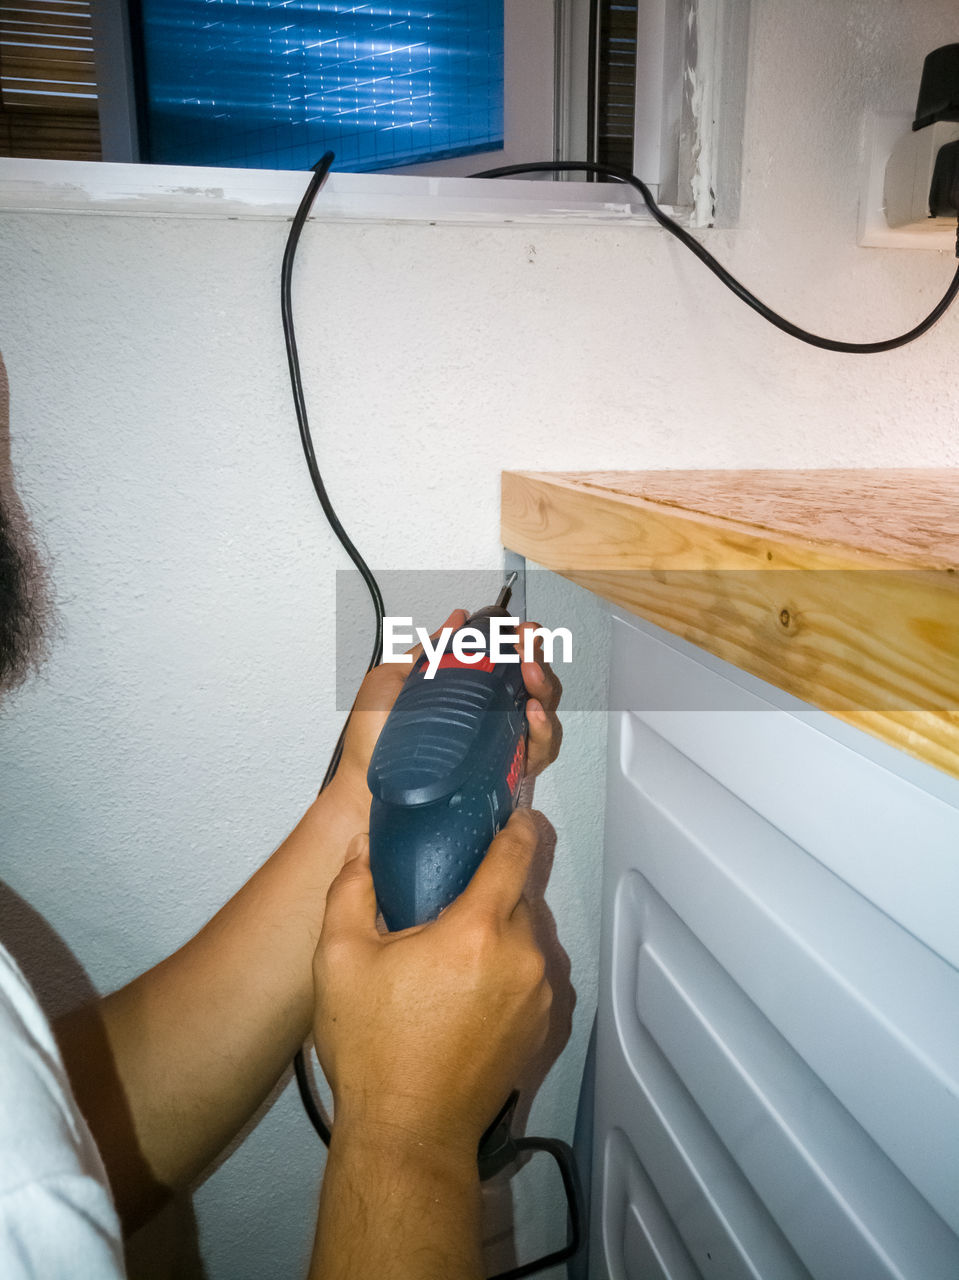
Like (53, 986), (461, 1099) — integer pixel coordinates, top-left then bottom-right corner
(367, 577), (528, 931)
(364, 580), (584, 1250)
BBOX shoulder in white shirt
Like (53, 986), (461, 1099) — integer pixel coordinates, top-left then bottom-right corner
(0, 942), (124, 1278)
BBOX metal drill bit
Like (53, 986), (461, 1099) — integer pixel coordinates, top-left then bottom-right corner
(496, 570), (518, 610)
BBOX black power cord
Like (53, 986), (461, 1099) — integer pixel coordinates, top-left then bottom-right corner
(283, 151), (384, 1151)
(479, 1094), (583, 1278)
(472, 159), (959, 352)
(489, 1137), (584, 1280)
(281, 151), (386, 682)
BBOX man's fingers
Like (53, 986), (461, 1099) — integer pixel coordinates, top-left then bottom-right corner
(455, 809), (538, 922)
(517, 621), (563, 714)
(517, 622), (564, 775)
(350, 662), (405, 716)
(321, 835), (380, 943)
(525, 695), (563, 774)
(516, 623), (563, 776)
(521, 659), (562, 716)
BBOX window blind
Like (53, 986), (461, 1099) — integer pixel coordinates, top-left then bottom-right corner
(138, 0), (504, 172)
(593, 0), (637, 174)
(0, 0), (101, 158)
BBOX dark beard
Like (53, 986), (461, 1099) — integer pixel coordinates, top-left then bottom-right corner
(0, 354), (51, 694)
(0, 495), (47, 693)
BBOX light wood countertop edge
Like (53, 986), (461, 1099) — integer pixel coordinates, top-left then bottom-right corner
(501, 470), (959, 781)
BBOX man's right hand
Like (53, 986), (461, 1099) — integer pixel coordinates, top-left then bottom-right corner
(311, 808), (552, 1158)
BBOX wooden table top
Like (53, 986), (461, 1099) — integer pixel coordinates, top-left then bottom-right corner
(501, 469), (959, 779)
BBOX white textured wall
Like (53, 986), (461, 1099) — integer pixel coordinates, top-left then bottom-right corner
(1, 2), (958, 1277)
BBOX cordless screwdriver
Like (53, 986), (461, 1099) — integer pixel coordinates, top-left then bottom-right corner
(367, 573), (528, 931)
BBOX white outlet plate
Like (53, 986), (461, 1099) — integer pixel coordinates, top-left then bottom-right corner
(859, 112), (957, 251)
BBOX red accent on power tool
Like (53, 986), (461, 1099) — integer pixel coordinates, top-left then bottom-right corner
(434, 652), (496, 674)
(506, 735), (526, 795)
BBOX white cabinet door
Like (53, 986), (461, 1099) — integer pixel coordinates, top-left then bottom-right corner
(590, 612), (959, 1280)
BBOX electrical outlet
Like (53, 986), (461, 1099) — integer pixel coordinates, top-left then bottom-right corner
(859, 112), (958, 250)
(885, 119), (959, 226)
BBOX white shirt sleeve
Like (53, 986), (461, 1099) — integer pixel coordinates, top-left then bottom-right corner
(0, 944), (125, 1278)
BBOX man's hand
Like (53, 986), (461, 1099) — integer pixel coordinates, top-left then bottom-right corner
(313, 808), (551, 1150)
(309, 809), (551, 1279)
(334, 609), (468, 803)
(516, 620), (563, 778)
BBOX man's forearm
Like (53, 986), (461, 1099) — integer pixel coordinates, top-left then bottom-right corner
(311, 1122), (483, 1280)
(55, 771), (369, 1230)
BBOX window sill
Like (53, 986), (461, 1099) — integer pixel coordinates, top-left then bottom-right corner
(0, 157), (674, 226)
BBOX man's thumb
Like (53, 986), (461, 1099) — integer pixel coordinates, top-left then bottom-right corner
(321, 835), (378, 941)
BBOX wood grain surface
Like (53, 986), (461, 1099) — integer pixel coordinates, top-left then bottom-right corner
(501, 470), (959, 779)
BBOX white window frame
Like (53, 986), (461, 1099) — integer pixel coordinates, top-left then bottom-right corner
(90, 0), (140, 164)
(62, 0), (749, 226)
(672, 0), (751, 227)
(559, 0), (750, 224)
(0, 155), (651, 224)
(395, 0), (750, 226)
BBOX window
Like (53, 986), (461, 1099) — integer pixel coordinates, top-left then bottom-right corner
(0, 0), (101, 159)
(590, 0), (638, 175)
(134, 0), (505, 172)
(0, 0), (747, 230)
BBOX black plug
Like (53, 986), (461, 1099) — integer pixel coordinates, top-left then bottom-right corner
(929, 139), (959, 217)
(928, 139), (959, 258)
(477, 1091), (520, 1181)
(913, 44), (959, 130)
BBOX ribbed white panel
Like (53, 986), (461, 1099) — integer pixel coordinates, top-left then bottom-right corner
(590, 614), (959, 1280)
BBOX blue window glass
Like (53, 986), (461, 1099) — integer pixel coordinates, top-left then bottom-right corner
(138, 1), (504, 171)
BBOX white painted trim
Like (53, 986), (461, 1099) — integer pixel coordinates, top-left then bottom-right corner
(554, 0), (592, 165)
(629, 0), (751, 227)
(634, 0), (684, 203)
(0, 157), (666, 225)
(90, 0), (139, 163)
(680, 0), (751, 229)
